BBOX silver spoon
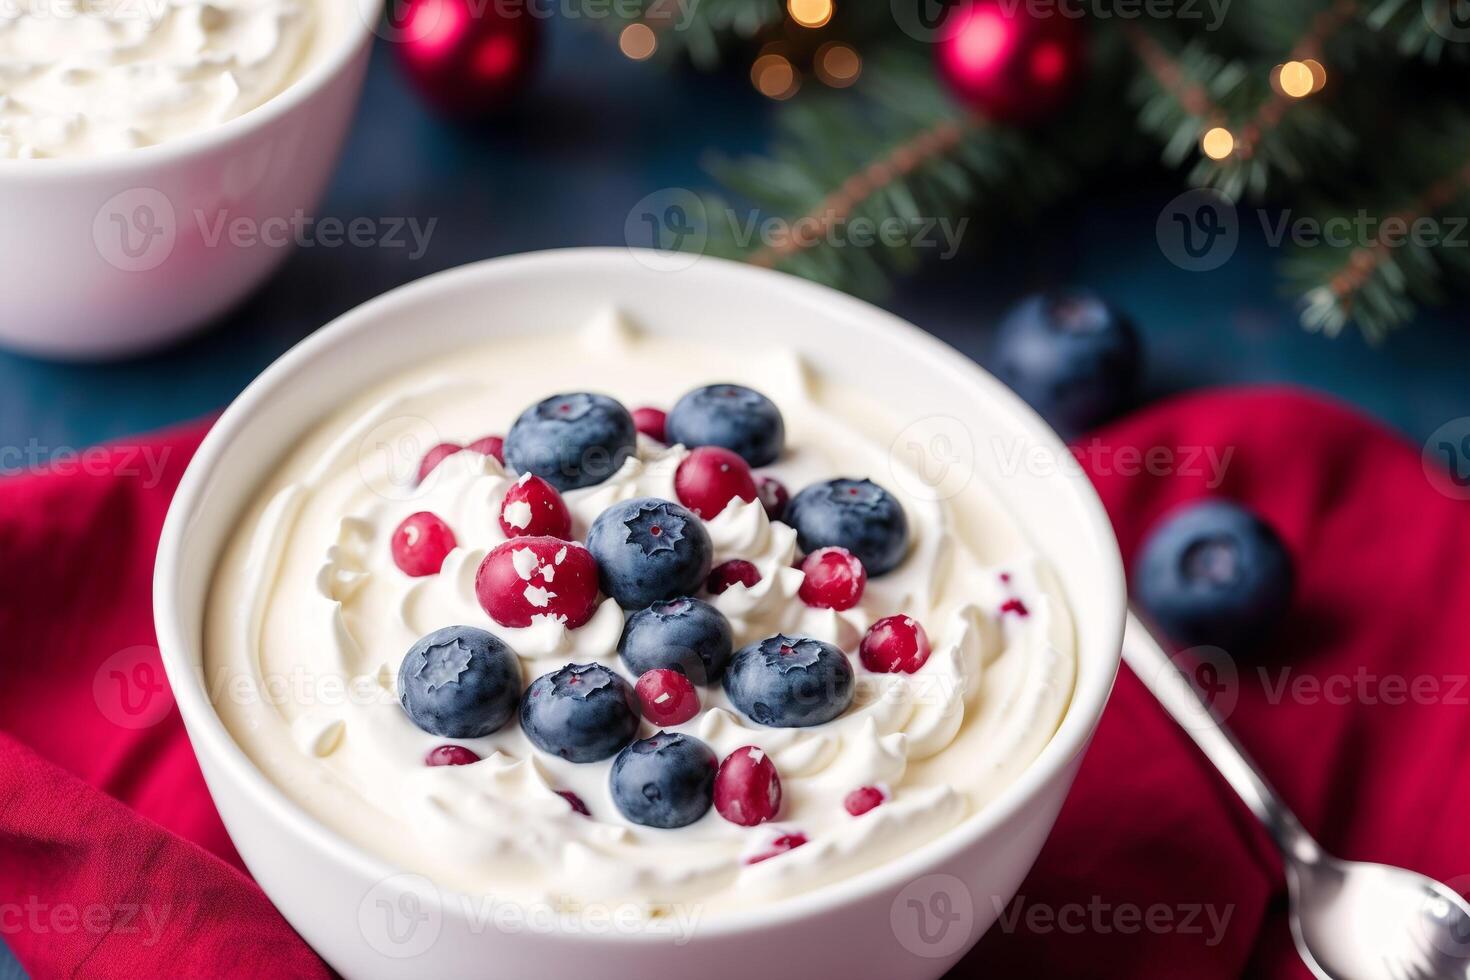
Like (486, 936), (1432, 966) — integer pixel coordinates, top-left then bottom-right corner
(1123, 612), (1470, 980)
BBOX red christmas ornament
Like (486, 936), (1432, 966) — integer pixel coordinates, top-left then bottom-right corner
(935, 0), (1084, 125)
(392, 0), (540, 117)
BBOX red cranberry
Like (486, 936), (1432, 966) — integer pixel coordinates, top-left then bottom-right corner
(714, 745), (782, 826)
(466, 435), (505, 464)
(635, 669), (700, 726)
(632, 407), (668, 443)
(475, 536), (601, 629)
(844, 786), (885, 815)
(417, 442), (464, 483)
(859, 615), (932, 673)
(707, 559), (761, 595)
(391, 511), (457, 576)
(798, 547), (867, 610)
(675, 446), (757, 519)
(425, 745), (480, 766)
(558, 790), (590, 816)
(747, 833), (808, 865)
(1000, 597), (1031, 617)
(756, 476), (790, 521)
(499, 473), (573, 539)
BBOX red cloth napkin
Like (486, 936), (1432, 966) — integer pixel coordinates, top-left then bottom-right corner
(1, 387), (1465, 978)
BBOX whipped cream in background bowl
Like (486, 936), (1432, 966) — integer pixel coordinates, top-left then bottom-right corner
(155, 249), (1126, 980)
(0, 0), (380, 358)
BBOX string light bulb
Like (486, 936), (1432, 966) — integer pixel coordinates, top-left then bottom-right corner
(788, 0), (833, 29)
(1277, 60), (1314, 98)
(814, 41), (861, 88)
(1302, 58), (1327, 93)
(618, 23), (657, 61)
(1201, 126), (1235, 160)
(752, 52), (800, 100)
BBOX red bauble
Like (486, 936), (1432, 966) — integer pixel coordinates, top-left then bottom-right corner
(392, 0), (540, 117)
(935, 0), (1084, 125)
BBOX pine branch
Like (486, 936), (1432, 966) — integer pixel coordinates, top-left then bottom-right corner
(693, 52), (1070, 297)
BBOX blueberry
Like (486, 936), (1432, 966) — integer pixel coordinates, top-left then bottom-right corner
(1133, 500), (1294, 649)
(987, 290), (1141, 437)
(785, 478), (909, 576)
(398, 626), (521, 739)
(666, 384), (784, 467)
(504, 392), (637, 492)
(723, 634), (854, 728)
(609, 731), (718, 829)
(619, 597), (733, 685)
(519, 663), (641, 763)
(586, 497), (713, 608)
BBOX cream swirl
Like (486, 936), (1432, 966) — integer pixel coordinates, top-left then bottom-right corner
(0, 0), (318, 158)
(205, 315), (1077, 917)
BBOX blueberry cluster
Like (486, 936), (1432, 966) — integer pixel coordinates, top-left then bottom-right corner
(395, 382), (927, 835)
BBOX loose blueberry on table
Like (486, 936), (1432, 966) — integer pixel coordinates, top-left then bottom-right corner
(1133, 498), (1294, 648)
(504, 391), (637, 492)
(520, 663), (641, 763)
(475, 536), (601, 629)
(617, 596), (733, 684)
(786, 478), (909, 576)
(610, 732), (719, 829)
(666, 383), (785, 467)
(586, 497), (713, 609)
(398, 625), (522, 739)
(724, 634), (855, 728)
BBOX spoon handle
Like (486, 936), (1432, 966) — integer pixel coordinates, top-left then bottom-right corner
(1122, 611), (1320, 864)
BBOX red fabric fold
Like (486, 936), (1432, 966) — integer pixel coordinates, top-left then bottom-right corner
(0, 388), (1464, 978)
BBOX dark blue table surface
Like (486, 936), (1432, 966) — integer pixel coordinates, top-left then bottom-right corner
(1, 18), (1466, 979)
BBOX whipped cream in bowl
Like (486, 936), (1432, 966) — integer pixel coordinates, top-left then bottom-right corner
(157, 250), (1125, 980)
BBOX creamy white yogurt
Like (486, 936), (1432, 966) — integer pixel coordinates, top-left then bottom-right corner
(0, 0), (318, 158)
(205, 313), (1077, 920)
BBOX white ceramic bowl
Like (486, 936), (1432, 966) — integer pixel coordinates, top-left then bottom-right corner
(0, 0), (382, 360)
(154, 249), (1125, 980)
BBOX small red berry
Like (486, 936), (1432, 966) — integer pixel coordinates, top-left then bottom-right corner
(475, 536), (601, 629)
(746, 833), (808, 865)
(632, 407), (668, 444)
(499, 473), (573, 539)
(798, 547), (867, 610)
(425, 745), (480, 766)
(844, 786), (885, 815)
(714, 745), (782, 826)
(466, 435), (505, 464)
(756, 476), (790, 521)
(707, 559), (761, 595)
(558, 790), (590, 816)
(859, 615), (932, 673)
(635, 669), (700, 726)
(1000, 597), (1031, 617)
(675, 446), (758, 519)
(391, 511), (457, 576)
(417, 442), (464, 483)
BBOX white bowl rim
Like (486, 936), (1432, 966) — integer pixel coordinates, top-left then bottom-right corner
(154, 247), (1125, 943)
(0, 0), (383, 180)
